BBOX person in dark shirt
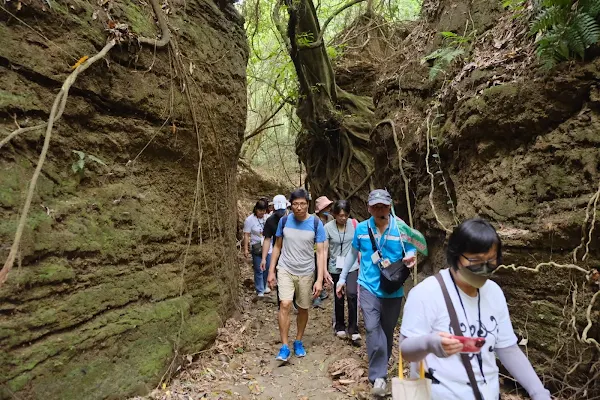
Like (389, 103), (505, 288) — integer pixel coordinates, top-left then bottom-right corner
(260, 194), (289, 271)
(260, 195), (288, 301)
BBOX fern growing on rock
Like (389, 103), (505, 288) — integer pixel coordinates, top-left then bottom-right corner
(531, 0), (600, 68)
(421, 32), (472, 79)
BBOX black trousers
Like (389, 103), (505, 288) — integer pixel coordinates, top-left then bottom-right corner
(331, 270), (359, 334)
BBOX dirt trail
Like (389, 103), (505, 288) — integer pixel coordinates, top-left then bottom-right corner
(135, 258), (376, 400)
(134, 259), (530, 400)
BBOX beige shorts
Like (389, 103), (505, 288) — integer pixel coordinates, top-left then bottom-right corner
(277, 268), (313, 310)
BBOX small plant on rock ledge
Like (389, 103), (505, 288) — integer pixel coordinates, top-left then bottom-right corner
(71, 150), (107, 176)
(421, 31), (474, 80)
(531, 0), (600, 68)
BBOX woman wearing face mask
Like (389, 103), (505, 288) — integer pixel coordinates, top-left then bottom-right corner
(400, 218), (551, 400)
(324, 200), (361, 342)
(315, 196), (334, 225)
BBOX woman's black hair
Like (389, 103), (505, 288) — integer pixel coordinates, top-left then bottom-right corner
(446, 218), (502, 268)
(289, 188), (309, 203)
(253, 199), (269, 215)
(332, 200), (351, 215)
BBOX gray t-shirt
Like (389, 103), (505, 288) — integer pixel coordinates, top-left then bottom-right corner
(324, 219), (359, 273)
(275, 214), (326, 276)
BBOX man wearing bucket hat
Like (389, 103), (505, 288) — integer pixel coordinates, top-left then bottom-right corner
(336, 189), (427, 397)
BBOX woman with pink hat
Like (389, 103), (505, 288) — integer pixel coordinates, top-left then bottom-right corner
(315, 196), (334, 225)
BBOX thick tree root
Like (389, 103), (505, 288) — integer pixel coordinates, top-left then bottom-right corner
(138, 0), (171, 48)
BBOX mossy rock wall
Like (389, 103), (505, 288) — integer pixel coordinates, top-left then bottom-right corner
(0, 0), (248, 398)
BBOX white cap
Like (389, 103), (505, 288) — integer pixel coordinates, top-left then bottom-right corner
(273, 194), (287, 211)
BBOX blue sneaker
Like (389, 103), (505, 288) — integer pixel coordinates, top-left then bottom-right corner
(276, 344), (291, 362)
(293, 340), (306, 357)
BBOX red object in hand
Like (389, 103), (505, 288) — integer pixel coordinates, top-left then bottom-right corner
(451, 335), (486, 353)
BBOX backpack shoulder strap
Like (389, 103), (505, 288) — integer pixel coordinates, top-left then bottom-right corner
(434, 273), (483, 400)
(313, 215), (319, 243)
(281, 215), (288, 238)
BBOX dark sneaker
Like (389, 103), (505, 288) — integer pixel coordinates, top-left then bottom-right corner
(293, 340), (306, 357)
(276, 344), (291, 362)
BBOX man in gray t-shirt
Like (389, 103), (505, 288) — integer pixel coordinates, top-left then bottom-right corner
(267, 189), (326, 362)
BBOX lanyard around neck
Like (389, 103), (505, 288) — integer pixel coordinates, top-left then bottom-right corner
(449, 270), (487, 384)
(256, 217), (265, 232)
(370, 217), (393, 252)
(336, 221), (347, 253)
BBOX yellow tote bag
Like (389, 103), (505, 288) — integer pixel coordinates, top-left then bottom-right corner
(391, 348), (432, 400)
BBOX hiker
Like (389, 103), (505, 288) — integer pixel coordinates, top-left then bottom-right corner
(336, 189), (420, 397)
(400, 218), (551, 400)
(260, 194), (290, 298)
(243, 199), (269, 297)
(325, 200), (361, 342)
(268, 188), (327, 361)
(267, 199), (275, 216)
(313, 195), (334, 307)
(260, 194), (288, 273)
(315, 195), (334, 225)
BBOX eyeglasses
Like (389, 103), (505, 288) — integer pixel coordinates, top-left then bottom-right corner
(460, 254), (499, 273)
(291, 202), (308, 208)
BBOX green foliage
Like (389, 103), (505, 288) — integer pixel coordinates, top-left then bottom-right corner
(530, 0), (600, 68)
(71, 150), (107, 175)
(296, 32), (315, 46)
(239, 0), (422, 175)
(439, 31), (472, 45)
(422, 31), (472, 79)
(502, 0), (527, 17)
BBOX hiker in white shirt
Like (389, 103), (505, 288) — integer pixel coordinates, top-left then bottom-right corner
(243, 199), (269, 296)
(400, 218), (551, 400)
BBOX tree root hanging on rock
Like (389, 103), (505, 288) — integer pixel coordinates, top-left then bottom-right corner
(137, 0), (171, 48)
(495, 261), (599, 352)
(572, 179), (600, 263)
(0, 0), (172, 287)
(0, 123), (46, 150)
(0, 39), (117, 285)
(425, 113), (452, 233)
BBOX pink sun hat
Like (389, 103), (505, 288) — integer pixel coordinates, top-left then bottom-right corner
(315, 196), (333, 213)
